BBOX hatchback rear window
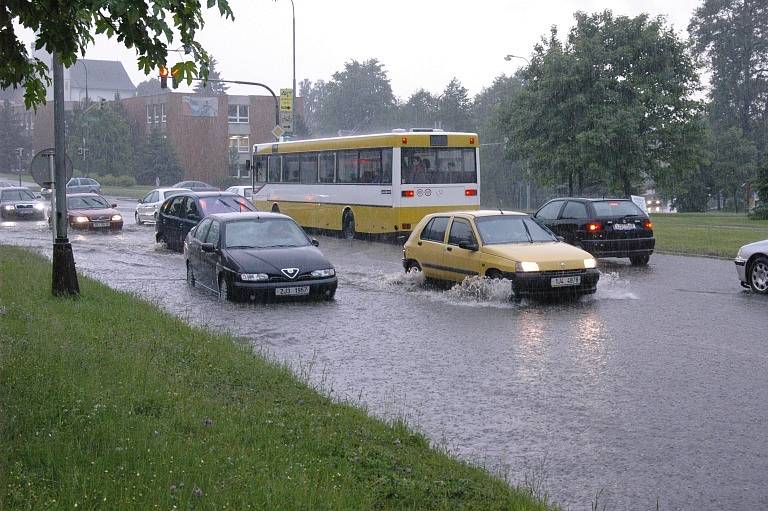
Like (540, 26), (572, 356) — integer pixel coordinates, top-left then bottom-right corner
(592, 200), (644, 217)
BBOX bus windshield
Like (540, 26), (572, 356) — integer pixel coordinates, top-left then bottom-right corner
(401, 148), (476, 184)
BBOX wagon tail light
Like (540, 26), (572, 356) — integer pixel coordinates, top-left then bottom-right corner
(402, 190), (414, 198)
(643, 219), (653, 230)
(586, 221), (603, 232)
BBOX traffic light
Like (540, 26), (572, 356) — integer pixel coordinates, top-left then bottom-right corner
(171, 67), (181, 89)
(159, 66), (169, 89)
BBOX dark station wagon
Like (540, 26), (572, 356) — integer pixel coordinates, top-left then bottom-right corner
(534, 198), (655, 265)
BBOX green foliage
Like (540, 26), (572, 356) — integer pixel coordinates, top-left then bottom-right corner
(708, 126), (757, 211)
(134, 128), (184, 185)
(66, 102), (134, 178)
(0, 246), (555, 511)
(0, 0), (234, 108)
(437, 78), (474, 132)
(99, 174), (137, 187)
(135, 78), (163, 97)
(192, 58), (228, 95)
(399, 89), (440, 129)
(0, 99), (30, 171)
(499, 11), (703, 197)
(652, 212), (768, 256)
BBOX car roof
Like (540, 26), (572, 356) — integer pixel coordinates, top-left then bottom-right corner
(155, 187), (191, 193)
(546, 197), (632, 202)
(207, 212), (290, 222)
(66, 192), (103, 197)
(184, 191), (238, 198)
(427, 209), (528, 218)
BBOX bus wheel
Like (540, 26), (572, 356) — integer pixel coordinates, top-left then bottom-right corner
(342, 210), (356, 240)
(271, 203), (280, 213)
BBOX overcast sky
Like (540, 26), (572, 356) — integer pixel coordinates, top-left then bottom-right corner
(18, 0), (702, 99)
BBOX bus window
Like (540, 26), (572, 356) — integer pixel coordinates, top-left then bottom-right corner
(268, 155), (281, 182)
(283, 154), (301, 183)
(337, 151), (359, 183)
(300, 154), (318, 184)
(319, 152), (335, 183)
(254, 156), (267, 183)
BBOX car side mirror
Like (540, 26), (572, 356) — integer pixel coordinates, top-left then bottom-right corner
(311, 238), (319, 247)
(201, 243), (216, 253)
(111, 203), (118, 208)
(458, 240), (478, 251)
(557, 236), (565, 242)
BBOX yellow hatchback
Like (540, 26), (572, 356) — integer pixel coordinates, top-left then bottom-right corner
(402, 210), (600, 299)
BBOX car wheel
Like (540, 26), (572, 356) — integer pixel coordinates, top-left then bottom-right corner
(271, 203), (280, 213)
(186, 263), (196, 288)
(153, 212), (158, 223)
(341, 210), (356, 240)
(405, 260), (422, 273)
(630, 255), (650, 266)
(748, 255), (768, 294)
(135, 212), (143, 225)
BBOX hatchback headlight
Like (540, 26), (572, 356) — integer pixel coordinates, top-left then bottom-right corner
(34, 203), (45, 210)
(311, 268), (336, 278)
(516, 261), (539, 272)
(75, 216), (89, 223)
(111, 214), (122, 221)
(584, 258), (597, 269)
(240, 273), (269, 281)
(3, 205), (14, 211)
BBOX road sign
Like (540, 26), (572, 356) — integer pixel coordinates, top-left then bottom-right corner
(280, 111), (294, 133)
(272, 125), (285, 139)
(30, 148), (72, 187)
(280, 88), (293, 111)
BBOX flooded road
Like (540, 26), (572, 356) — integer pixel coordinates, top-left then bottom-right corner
(2, 197), (767, 511)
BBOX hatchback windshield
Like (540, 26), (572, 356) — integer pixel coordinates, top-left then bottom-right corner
(475, 215), (558, 244)
(1, 189), (36, 201)
(199, 196), (256, 214)
(67, 196), (110, 209)
(592, 200), (644, 216)
(224, 218), (310, 249)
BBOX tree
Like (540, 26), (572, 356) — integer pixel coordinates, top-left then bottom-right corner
(0, 0), (233, 109)
(689, 0), (768, 158)
(134, 128), (184, 185)
(399, 89), (440, 129)
(0, 99), (29, 172)
(709, 126), (757, 211)
(303, 59), (397, 136)
(437, 78), (473, 132)
(193, 58), (228, 95)
(66, 102), (134, 178)
(136, 78), (164, 97)
(499, 11), (703, 197)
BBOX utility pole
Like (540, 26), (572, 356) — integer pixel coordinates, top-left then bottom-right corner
(15, 148), (23, 186)
(51, 52), (80, 297)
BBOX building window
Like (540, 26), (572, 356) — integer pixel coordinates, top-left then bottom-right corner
(153, 104), (160, 124)
(229, 135), (250, 153)
(228, 104), (249, 123)
(146, 105), (152, 124)
(161, 104), (166, 123)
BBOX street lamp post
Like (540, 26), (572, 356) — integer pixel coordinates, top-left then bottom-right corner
(275, 0), (296, 133)
(504, 54), (530, 65)
(504, 53), (531, 210)
(15, 148), (23, 186)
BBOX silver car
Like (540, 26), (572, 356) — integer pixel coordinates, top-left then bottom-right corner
(134, 187), (191, 224)
(735, 239), (768, 294)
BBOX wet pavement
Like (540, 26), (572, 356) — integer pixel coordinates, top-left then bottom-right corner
(2, 196), (767, 511)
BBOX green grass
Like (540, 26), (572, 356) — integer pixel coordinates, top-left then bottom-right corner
(0, 246), (554, 511)
(651, 212), (768, 258)
(0, 171), (153, 200)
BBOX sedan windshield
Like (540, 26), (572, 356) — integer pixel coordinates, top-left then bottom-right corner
(1, 189), (36, 201)
(199, 196), (256, 214)
(224, 218), (310, 249)
(475, 216), (558, 244)
(67, 196), (110, 209)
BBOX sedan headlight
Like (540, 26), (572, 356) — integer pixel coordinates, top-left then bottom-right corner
(3, 205), (13, 211)
(584, 258), (597, 269)
(75, 216), (89, 223)
(34, 203), (45, 210)
(311, 268), (336, 278)
(111, 214), (122, 221)
(240, 273), (269, 281)
(516, 261), (539, 272)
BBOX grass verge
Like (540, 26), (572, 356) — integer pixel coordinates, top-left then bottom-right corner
(0, 246), (553, 510)
(651, 212), (768, 258)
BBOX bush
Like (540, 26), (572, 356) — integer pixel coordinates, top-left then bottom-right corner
(116, 175), (136, 187)
(749, 204), (768, 220)
(98, 174), (118, 186)
(96, 174), (136, 187)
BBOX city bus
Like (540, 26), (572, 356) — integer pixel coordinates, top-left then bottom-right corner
(250, 130), (480, 238)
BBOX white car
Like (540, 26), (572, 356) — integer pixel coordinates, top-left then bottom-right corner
(134, 187), (190, 224)
(735, 239), (768, 294)
(225, 185), (253, 199)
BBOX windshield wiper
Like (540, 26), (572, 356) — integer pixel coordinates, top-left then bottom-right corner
(226, 245), (258, 249)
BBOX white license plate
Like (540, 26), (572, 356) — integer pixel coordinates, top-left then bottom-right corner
(275, 286), (310, 296)
(551, 276), (581, 287)
(613, 223), (635, 230)
(18, 210), (32, 215)
(92, 221), (110, 228)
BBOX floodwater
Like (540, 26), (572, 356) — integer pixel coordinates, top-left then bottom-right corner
(2, 198), (767, 511)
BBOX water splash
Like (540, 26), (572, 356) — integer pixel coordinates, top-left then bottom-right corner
(595, 271), (638, 300)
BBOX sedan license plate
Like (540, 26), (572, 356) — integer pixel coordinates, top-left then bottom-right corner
(17, 209), (32, 215)
(275, 286), (310, 296)
(551, 276), (581, 287)
(92, 221), (110, 228)
(613, 223), (635, 230)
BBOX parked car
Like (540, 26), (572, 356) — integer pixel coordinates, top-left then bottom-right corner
(735, 239), (768, 294)
(156, 191), (257, 251)
(171, 180), (218, 192)
(402, 210), (599, 299)
(65, 193), (123, 231)
(533, 198), (655, 266)
(41, 177), (101, 198)
(184, 212), (337, 302)
(224, 185), (254, 199)
(134, 187), (191, 224)
(0, 187), (46, 220)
